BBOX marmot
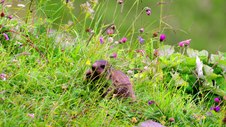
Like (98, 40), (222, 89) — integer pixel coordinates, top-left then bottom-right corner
(86, 60), (136, 100)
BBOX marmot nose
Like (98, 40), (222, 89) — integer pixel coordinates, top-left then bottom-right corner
(92, 63), (97, 71)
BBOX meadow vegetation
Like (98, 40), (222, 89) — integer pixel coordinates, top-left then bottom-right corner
(0, 0), (225, 126)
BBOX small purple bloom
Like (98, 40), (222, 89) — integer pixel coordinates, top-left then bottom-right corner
(0, 0), (5, 4)
(214, 106), (220, 112)
(117, 0), (123, 4)
(178, 39), (191, 47)
(3, 33), (9, 40)
(159, 34), (166, 42)
(184, 39), (191, 46)
(146, 8), (151, 16)
(7, 15), (12, 19)
(0, 73), (7, 80)
(136, 49), (145, 56)
(119, 37), (127, 43)
(214, 97), (221, 103)
(178, 41), (185, 47)
(100, 37), (104, 44)
(139, 28), (144, 33)
(110, 53), (117, 58)
(148, 100), (155, 105)
(138, 36), (145, 44)
(27, 113), (35, 118)
(106, 29), (114, 35)
(210, 106), (214, 110)
(206, 111), (212, 116)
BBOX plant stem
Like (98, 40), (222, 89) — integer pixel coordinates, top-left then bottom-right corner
(157, 0), (164, 49)
(25, 0), (34, 24)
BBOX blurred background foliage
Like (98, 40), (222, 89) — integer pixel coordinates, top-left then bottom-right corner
(8, 0), (226, 52)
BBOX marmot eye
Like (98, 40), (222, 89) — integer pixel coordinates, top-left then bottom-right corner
(100, 65), (105, 69)
(92, 66), (96, 71)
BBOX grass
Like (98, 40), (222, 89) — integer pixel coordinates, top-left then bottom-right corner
(0, 0), (225, 126)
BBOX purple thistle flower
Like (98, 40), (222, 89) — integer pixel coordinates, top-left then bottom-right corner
(184, 39), (191, 46)
(106, 28), (114, 35)
(117, 0), (123, 4)
(119, 37), (127, 43)
(0, 0), (5, 4)
(159, 34), (166, 42)
(0, 73), (7, 80)
(214, 106), (220, 112)
(214, 97), (221, 103)
(110, 45), (114, 49)
(139, 28), (144, 33)
(110, 53), (117, 58)
(3, 33), (9, 40)
(27, 113), (35, 118)
(210, 106), (214, 110)
(146, 8), (151, 16)
(178, 39), (191, 47)
(178, 41), (185, 47)
(148, 100), (155, 105)
(138, 36), (145, 44)
(100, 37), (104, 44)
(7, 15), (13, 19)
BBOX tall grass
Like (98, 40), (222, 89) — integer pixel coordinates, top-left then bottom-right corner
(0, 0), (225, 126)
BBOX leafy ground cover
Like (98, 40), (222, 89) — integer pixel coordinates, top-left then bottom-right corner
(0, 0), (225, 126)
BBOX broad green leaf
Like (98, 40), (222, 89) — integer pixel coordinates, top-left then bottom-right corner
(202, 81), (226, 96)
(203, 64), (222, 80)
(218, 60), (226, 72)
(187, 48), (208, 58)
(184, 57), (196, 66)
(171, 72), (189, 87)
(158, 45), (174, 58)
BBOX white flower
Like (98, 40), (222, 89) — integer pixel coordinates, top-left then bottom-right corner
(17, 4), (25, 8)
(6, 4), (12, 8)
(114, 41), (119, 44)
(196, 56), (203, 78)
(108, 37), (114, 43)
(127, 70), (133, 74)
(144, 66), (149, 70)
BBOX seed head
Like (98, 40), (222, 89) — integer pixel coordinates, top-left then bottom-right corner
(169, 117), (175, 122)
(1, 12), (5, 17)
